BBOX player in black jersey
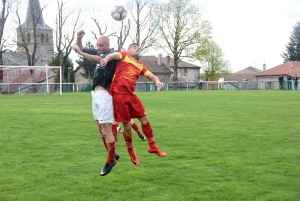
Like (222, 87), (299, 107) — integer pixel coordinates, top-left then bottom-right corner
(73, 30), (117, 176)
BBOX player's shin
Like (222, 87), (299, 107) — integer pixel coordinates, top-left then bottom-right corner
(141, 123), (156, 148)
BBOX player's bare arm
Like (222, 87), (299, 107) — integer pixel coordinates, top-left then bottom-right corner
(100, 52), (121, 67)
(147, 73), (165, 89)
(72, 45), (102, 63)
(75, 29), (85, 51)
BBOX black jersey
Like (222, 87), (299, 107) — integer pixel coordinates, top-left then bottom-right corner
(82, 48), (117, 90)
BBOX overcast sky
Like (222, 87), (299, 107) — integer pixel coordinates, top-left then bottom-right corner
(41, 0), (300, 72)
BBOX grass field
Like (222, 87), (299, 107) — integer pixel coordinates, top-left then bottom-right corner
(0, 90), (300, 201)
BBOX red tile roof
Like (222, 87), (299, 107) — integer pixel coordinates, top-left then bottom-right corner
(255, 61), (300, 77)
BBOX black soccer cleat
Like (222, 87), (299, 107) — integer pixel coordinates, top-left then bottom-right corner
(115, 153), (120, 160)
(139, 135), (146, 141)
(100, 160), (117, 176)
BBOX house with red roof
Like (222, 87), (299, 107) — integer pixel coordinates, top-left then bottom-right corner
(254, 61), (300, 89)
(255, 61), (300, 81)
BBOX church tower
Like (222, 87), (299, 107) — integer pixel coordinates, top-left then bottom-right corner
(16, 0), (54, 60)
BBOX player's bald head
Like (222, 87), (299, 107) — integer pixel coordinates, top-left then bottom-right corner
(97, 35), (110, 53)
(98, 35), (110, 45)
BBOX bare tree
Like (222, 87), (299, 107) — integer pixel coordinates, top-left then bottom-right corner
(0, 0), (14, 86)
(90, 12), (130, 51)
(156, 0), (212, 82)
(90, 16), (115, 40)
(54, 0), (83, 82)
(0, 0), (15, 65)
(127, 0), (159, 56)
(114, 19), (130, 51)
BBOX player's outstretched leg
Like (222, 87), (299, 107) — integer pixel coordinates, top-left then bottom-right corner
(142, 123), (167, 157)
(123, 133), (140, 166)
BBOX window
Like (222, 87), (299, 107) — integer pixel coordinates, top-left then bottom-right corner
(41, 33), (45, 43)
(45, 34), (49, 43)
(268, 82), (272, 89)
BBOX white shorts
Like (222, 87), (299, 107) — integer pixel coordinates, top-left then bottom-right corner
(91, 90), (114, 124)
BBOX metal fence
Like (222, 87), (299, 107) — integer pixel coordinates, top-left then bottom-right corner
(0, 80), (299, 94)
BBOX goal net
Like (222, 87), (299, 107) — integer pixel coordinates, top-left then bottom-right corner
(0, 66), (62, 94)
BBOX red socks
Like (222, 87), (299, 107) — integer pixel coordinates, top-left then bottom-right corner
(132, 122), (142, 137)
(102, 137), (115, 164)
(106, 142), (116, 164)
(123, 133), (134, 155)
(141, 123), (156, 148)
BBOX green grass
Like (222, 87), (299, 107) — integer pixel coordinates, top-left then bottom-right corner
(0, 91), (300, 201)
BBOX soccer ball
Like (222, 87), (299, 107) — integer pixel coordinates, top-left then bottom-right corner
(111, 5), (127, 21)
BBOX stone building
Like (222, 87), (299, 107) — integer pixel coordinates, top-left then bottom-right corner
(2, 0), (54, 66)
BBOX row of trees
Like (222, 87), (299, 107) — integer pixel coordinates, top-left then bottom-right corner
(0, 0), (231, 82)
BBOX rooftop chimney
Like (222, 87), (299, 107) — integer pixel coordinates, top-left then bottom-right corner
(167, 55), (170, 69)
(158, 54), (162, 65)
(263, 63), (266, 71)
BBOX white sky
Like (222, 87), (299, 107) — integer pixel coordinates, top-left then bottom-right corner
(197, 0), (300, 72)
(41, 0), (300, 72)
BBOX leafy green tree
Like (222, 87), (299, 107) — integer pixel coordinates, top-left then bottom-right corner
(48, 54), (74, 82)
(155, 0), (212, 82)
(193, 40), (231, 81)
(75, 41), (96, 82)
(282, 20), (300, 62)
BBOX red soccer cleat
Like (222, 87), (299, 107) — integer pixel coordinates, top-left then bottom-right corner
(130, 152), (140, 166)
(148, 147), (167, 157)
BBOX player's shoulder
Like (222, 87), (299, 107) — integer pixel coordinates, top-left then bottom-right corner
(109, 48), (116, 53)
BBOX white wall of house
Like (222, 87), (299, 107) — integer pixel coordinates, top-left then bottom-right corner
(256, 75), (292, 89)
(256, 75), (283, 81)
(171, 67), (200, 81)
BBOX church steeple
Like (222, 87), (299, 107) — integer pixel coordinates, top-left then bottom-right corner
(16, 0), (53, 57)
(25, 0), (45, 28)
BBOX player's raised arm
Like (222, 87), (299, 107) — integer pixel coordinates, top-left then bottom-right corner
(100, 52), (121, 67)
(75, 29), (85, 51)
(147, 73), (165, 89)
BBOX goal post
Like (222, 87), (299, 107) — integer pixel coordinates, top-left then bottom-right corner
(0, 66), (62, 95)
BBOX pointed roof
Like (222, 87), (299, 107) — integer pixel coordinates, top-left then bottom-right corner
(162, 56), (200, 68)
(236, 66), (261, 73)
(255, 61), (300, 77)
(25, 0), (45, 28)
(139, 55), (173, 73)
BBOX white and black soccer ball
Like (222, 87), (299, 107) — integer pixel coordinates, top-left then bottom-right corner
(111, 5), (127, 21)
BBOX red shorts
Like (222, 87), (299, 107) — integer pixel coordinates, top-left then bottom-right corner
(112, 93), (146, 122)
